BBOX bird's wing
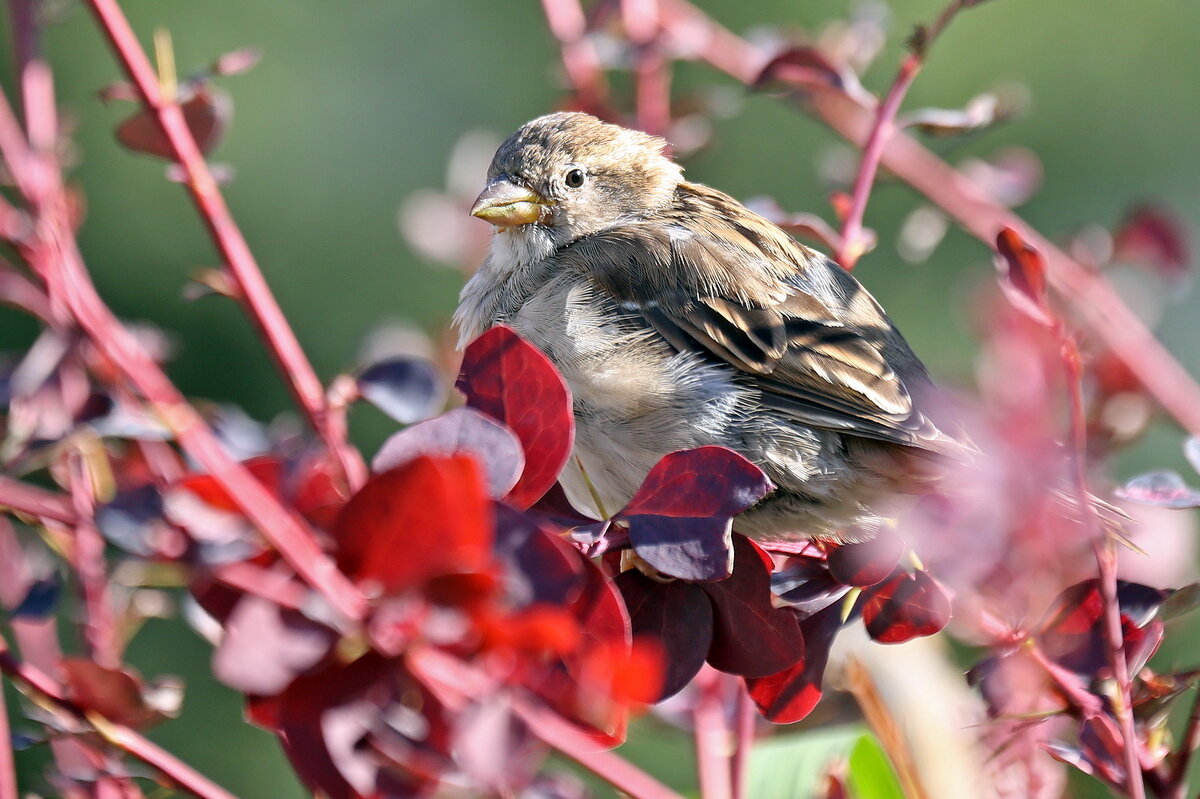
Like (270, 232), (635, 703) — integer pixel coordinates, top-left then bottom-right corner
(558, 184), (951, 450)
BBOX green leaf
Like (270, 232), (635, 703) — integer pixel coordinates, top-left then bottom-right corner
(847, 733), (905, 799)
(748, 724), (865, 798)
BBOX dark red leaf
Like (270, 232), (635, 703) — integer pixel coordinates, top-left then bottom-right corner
(1077, 715), (1127, 787)
(702, 536), (806, 677)
(61, 659), (162, 729)
(492, 503), (584, 607)
(1112, 205), (1190, 281)
(826, 531), (905, 587)
(276, 654), (448, 799)
(772, 554), (852, 618)
(860, 570), (951, 643)
(373, 408), (525, 499)
(618, 447), (773, 581)
(1038, 579), (1167, 677)
(754, 47), (853, 92)
(995, 227), (1052, 326)
(615, 570), (713, 699)
(357, 355), (445, 425)
(333, 455), (493, 596)
(175, 455), (282, 513)
(745, 602), (843, 723)
(1115, 470), (1200, 509)
(211, 595), (337, 696)
(116, 87), (230, 159)
(456, 326), (574, 509)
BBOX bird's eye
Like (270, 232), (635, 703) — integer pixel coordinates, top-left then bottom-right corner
(564, 168), (586, 188)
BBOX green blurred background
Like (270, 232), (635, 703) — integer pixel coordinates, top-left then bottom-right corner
(2, 0), (1199, 796)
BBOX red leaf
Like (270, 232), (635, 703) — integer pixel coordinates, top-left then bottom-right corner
(1038, 579), (1167, 676)
(745, 602), (843, 723)
(1113, 204), (1190, 281)
(755, 47), (855, 92)
(702, 536), (806, 677)
(615, 570), (713, 699)
(826, 531), (905, 587)
(115, 87), (230, 160)
(333, 455), (493, 596)
(176, 455), (282, 513)
(618, 446), (773, 581)
(861, 570), (951, 643)
(276, 654), (448, 799)
(61, 659), (162, 729)
(456, 326), (574, 509)
(995, 227), (1052, 325)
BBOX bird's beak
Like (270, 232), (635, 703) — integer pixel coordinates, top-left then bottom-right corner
(470, 179), (549, 227)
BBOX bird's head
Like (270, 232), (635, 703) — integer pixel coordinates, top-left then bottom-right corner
(470, 112), (683, 246)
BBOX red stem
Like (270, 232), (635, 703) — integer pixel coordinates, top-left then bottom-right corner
(66, 451), (121, 668)
(692, 668), (732, 799)
(655, 0), (1200, 440)
(1166, 686), (1200, 798)
(0, 636), (241, 799)
(836, 55), (919, 270)
(0, 677), (17, 799)
(1056, 322), (1145, 799)
(81, 0), (365, 492)
(0, 474), (76, 523)
(0, 84), (366, 623)
(730, 682), (755, 799)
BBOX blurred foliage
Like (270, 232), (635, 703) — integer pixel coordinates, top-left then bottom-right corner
(2, 1), (1199, 796)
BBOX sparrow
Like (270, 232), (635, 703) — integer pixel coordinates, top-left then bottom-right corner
(455, 112), (960, 541)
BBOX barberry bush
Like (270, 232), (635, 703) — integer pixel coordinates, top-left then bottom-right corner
(1, 2), (1198, 798)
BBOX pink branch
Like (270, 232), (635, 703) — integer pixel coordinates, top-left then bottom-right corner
(82, 0), (365, 491)
(65, 452), (122, 668)
(654, 0), (1200, 439)
(1166, 686), (1200, 799)
(692, 668), (732, 799)
(0, 81), (366, 623)
(730, 682), (755, 799)
(0, 474), (76, 523)
(0, 636), (241, 799)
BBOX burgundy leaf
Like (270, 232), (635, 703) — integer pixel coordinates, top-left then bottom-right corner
(754, 47), (856, 93)
(212, 595), (337, 696)
(1077, 715), (1127, 787)
(860, 570), (951, 643)
(619, 446), (773, 581)
(1038, 579), (1168, 677)
(357, 355), (445, 425)
(492, 503), (584, 608)
(334, 455), (494, 596)
(276, 653), (448, 799)
(772, 554), (853, 619)
(1112, 204), (1190, 281)
(995, 227), (1052, 326)
(373, 408), (525, 498)
(457, 326), (574, 509)
(1115, 470), (1200, 509)
(116, 87), (230, 159)
(61, 659), (163, 729)
(615, 569), (712, 699)
(702, 536), (806, 677)
(826, 531), (906, 587)
(745, 602), (843, 724)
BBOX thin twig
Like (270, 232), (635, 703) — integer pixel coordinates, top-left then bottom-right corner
(82, 0), (365, 491)
(692, 668), (732, 799)
(730, 680), (755, 799)
(653, 0), (1200, 440)
(0, 474), (77, 523)
(1166, 685), (1200, 799)
(1056, 321), (1145, 799)
(66, 450), (121, 668)
(0, 636), (241, 799)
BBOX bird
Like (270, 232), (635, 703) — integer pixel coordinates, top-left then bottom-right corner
(455, 111), (961, 542)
